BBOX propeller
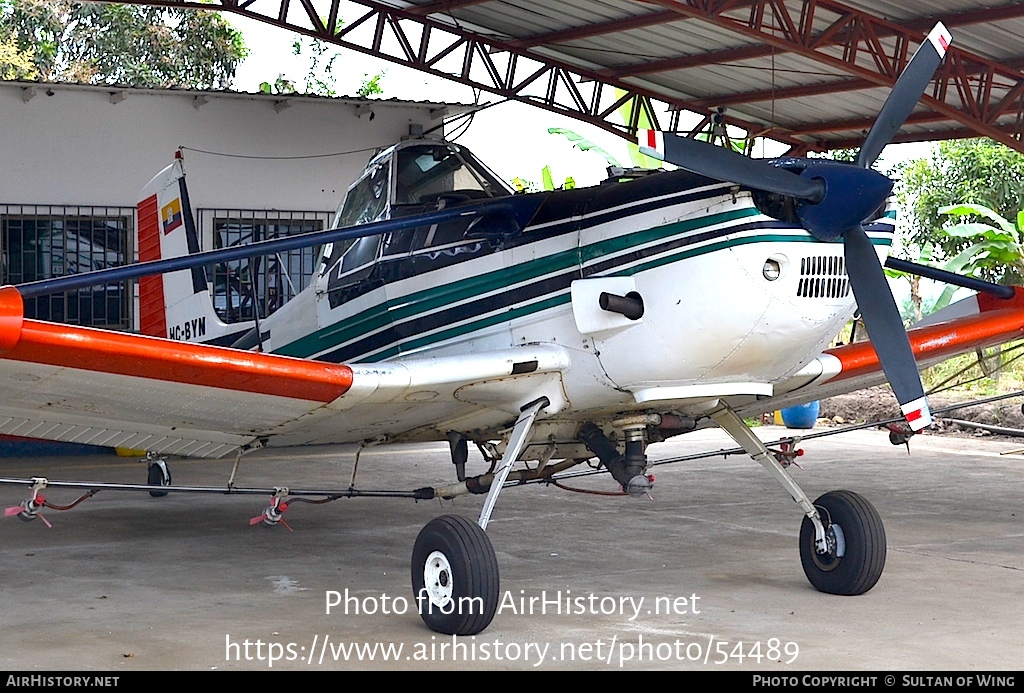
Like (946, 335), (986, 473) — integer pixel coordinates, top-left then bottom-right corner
(639, 23), (953, 432)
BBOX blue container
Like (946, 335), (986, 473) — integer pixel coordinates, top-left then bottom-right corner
(781, 401), (820, 429)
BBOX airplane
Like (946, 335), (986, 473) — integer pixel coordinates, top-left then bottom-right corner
(2, 22), (1023, 637)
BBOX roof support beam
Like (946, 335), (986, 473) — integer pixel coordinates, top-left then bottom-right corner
(638, 0), (1024, 151)
(604, 1), (1024, 76)
(57, 0), (1024, 153)
(506, 11), (681, 49)
(84, 0), (805, 147)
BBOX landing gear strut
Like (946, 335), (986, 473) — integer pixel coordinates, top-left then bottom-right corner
(411, 397), (548, 635)
(711, 404), (886, 595)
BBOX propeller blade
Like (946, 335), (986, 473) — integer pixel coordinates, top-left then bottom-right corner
(5, 506), (23, 516)
(856, 23), (952, 169)
(638, 130), (825, 202)
(249, 514), (266, 526)
(844, 226), (932, 430)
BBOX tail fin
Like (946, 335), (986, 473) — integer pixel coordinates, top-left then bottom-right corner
(136, 153), (255, 344)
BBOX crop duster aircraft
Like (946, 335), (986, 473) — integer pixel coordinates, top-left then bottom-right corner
(2, 23), (1023, 636)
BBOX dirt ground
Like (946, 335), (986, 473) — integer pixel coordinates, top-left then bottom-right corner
(819, 385), (1024, 439)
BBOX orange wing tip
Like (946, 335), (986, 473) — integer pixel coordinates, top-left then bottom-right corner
(901, 397), (933, 431)
(6, 316), (354, 403)
(0, 286), (25, 356)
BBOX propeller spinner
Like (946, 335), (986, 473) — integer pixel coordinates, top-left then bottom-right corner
(639, 23), (953, 432)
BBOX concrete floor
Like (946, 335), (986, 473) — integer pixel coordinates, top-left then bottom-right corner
(1, 425), (1021, 671)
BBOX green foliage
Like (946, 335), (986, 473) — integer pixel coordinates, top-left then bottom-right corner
(899, 294), (935, 323)
(0, 31), (35, 78)
(547, 127), (622, 168)
(258, 75), (296, 95)
(809, 147), (860, 164)
(895, 138), (1024, 271)
(292, 35), (338, 95)
(357, 71), (383, 98)
(920, 341), (1024, 397)
(541, 165), (554, 192)
(614, 87), (662, 169)
(0, 0), (248, 88)
(511, 177), (536, 193)
(931, 203), (1024, 310)
(270, 33), (384, 98)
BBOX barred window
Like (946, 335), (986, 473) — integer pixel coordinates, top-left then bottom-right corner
(198, 209), (332, 324)
(0, 205), (134, 330)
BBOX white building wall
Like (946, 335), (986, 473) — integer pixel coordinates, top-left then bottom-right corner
(0, 81), (458, 330)
(0, 81), (452, 216)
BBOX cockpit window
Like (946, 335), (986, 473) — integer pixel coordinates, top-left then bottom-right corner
(394, 144), (508, 205)
(338, 163), (390, 228)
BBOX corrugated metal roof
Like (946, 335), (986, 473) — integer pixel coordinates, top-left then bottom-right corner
(131, 0), (1024, 153)
(386, 0), (1024, 152)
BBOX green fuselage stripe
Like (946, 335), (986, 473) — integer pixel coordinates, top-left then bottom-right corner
(277, 208), (892, 361)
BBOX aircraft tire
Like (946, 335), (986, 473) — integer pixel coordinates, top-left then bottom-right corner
(411, 514), (499, 635)
(147, 462), (171, 498)
(799, 490), (886, 595)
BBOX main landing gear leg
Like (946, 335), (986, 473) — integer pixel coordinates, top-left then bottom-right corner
(710, 404), (886, 596)
(411, 397), (549, 635)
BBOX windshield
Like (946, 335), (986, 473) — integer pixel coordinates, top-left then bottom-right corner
(394, 144), (509, 204)
(337, 162), (390, 228)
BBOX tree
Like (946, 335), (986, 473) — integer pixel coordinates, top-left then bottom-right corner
(0, 32), (35, 78)
(890, 138), (1024, 322)
(896, 138), (1024, 277)
(0, 0), (247, 89)
(936, 202), (1024, 298)
(260, 35), (384, 98)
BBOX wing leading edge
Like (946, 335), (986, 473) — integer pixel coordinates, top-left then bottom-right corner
(0, 286), (569, 458)
(4, 282), (1024, 457)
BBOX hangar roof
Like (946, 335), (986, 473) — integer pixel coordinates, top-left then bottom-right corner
(83, 0), (1024, 153)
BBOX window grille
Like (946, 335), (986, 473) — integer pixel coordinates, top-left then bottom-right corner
(198, 209), (332, 324)
(0, 205), (134, 330)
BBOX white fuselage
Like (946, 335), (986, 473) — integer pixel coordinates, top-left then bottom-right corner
(260, 182), (889, 422)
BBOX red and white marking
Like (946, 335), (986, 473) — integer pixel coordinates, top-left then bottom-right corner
(901, 396), (933, 432)
(927, 22), (952, 57)
(637, 129), (665, 161)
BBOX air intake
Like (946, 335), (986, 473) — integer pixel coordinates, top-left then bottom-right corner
(797, 256), (850, 298)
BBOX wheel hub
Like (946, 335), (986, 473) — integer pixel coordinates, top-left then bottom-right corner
(811, 523), (846, 571)
(423, 550), (453, 607)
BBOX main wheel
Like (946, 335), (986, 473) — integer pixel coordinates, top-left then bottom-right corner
(411, 514), (499, 635)
(799, 490), (886, 595)
(147, 461), (171, 498)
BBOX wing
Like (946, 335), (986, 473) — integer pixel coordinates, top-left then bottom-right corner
(734, 288), (1024, 419)
(0, 286), (569, 458)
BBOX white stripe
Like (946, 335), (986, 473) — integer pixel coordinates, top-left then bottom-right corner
(524, 181), (732, 232)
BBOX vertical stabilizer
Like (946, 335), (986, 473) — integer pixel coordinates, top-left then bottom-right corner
(136, 154), (255, 344)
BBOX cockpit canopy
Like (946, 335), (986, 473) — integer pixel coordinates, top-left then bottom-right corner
(335, 140), (512, 228)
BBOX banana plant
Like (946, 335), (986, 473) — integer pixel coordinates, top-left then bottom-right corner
(934, 202), (1024, 311)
